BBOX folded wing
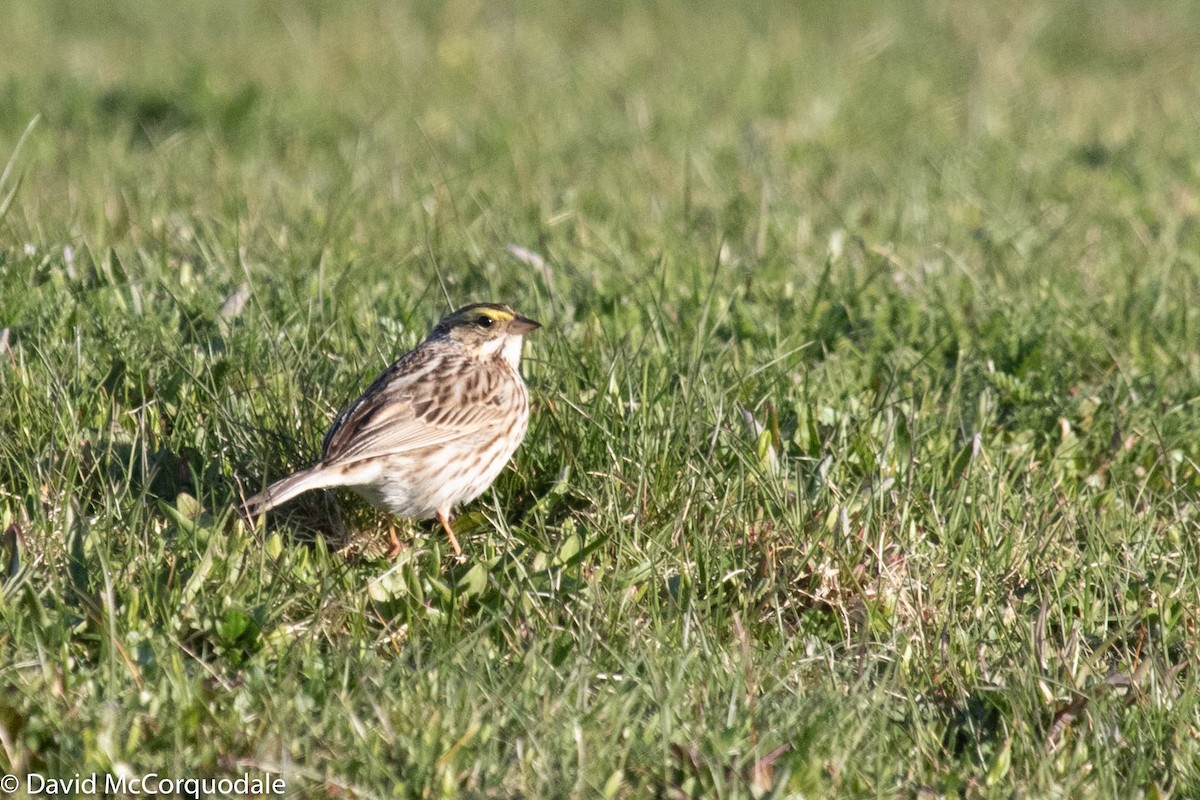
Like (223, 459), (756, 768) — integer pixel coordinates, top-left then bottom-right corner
(321, 350), (515, 464)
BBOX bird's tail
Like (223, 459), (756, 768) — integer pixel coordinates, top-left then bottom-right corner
(243, 464), (341, 519)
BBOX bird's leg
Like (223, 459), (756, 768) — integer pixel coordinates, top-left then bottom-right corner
(437, 509), (463, 560)
(386, 523), (403, 559)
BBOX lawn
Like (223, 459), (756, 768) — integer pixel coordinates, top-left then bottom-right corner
(2, 0), (1200, 796)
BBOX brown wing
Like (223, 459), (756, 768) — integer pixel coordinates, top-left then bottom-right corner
(321, 347), (517, 464)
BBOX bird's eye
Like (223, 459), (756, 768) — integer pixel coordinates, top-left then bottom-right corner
(476, 315), (494, 328)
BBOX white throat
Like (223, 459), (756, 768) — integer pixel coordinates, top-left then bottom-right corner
(479, 334), (525, 368)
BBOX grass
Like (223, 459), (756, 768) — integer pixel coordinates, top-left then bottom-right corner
(2, 0), (1200, 796)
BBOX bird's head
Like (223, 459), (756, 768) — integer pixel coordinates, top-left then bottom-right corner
(431, 303), (540, 367)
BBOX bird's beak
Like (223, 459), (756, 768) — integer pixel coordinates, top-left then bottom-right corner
(509, 314), (541, 335)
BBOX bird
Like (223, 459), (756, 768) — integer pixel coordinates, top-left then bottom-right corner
(243, 302), (540, 558)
